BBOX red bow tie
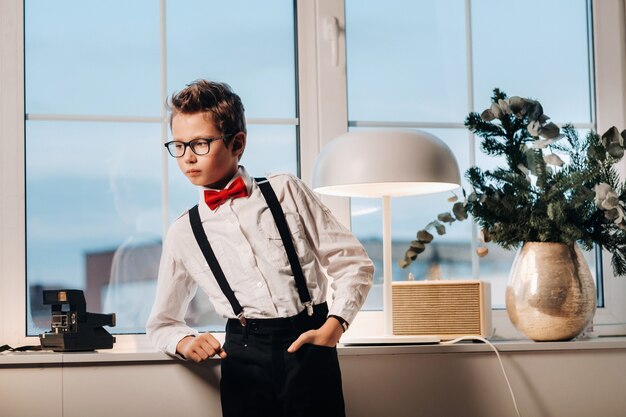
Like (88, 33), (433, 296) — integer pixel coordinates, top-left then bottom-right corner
(204, 177), (248, 210)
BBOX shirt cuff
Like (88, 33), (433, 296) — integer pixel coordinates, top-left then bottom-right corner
(166, 330), (200, 357)
(328, 298), (360, 324)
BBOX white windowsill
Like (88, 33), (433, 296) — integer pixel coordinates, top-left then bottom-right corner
(3, 336), (626, 366)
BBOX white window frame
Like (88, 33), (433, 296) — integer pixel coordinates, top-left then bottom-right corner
(1, 0), (27, 347)
(588, 0), (626, 336)
(2, 0), (626, 348)
(303, 0), (626, 339)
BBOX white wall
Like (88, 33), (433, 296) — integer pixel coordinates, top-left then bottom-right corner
(3, 341), (626, 417)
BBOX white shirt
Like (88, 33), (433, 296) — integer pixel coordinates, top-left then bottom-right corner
(146, 167), (374, 355)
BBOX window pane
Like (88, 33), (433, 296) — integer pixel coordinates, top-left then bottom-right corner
(346, 0), (467, 122)
(25, 1), (299, 336)
(352, 127), (600, 310)
(240, 125), (299, 179)
(167, 0), (296, 119)
(26, 121), (162, 335)
(25, 0), (161, 116)
(471, 0), (592, 123)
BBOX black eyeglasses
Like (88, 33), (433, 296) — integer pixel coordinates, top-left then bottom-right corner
(164, 135), (233, 158)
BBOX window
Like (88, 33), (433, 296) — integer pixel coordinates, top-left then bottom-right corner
(24, 0), (297, 335)
(2, 0), (626, 347)
(345, 0), (597, 315)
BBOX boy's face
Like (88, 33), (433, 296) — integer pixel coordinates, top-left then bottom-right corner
(171, 112), (245, 189)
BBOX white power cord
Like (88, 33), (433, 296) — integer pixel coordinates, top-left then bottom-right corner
(442, 336), (521, 417)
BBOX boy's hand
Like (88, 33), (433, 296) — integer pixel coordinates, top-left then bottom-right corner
(287, 317), (344, 353)
(176, 333), (227, 362)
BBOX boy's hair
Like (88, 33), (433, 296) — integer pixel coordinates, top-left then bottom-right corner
(169, 80), (246, 138)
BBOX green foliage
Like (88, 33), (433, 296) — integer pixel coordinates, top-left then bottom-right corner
(400, 88), (626, 276)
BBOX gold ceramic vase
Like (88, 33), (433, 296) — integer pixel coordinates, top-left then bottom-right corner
(505, 242), (596, 341)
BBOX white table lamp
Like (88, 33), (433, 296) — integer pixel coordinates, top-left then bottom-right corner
(312, 129), (461, 337)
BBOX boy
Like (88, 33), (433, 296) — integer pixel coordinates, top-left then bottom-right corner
(147, 80), (373, 417)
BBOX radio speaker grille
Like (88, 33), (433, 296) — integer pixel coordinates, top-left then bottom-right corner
(392, 280), (492, 339)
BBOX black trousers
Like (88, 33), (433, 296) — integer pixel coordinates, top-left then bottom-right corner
(220, 303), (346, 417)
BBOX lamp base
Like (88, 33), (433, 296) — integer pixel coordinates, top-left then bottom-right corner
(341, 335), (440, 346)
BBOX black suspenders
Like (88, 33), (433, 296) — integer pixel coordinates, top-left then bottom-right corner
(188, 205), (245, 323)
(255, 177), (313, 315)
(188, 177), (313, 326)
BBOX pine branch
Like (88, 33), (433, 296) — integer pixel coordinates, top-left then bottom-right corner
(402, 88), (626, 278)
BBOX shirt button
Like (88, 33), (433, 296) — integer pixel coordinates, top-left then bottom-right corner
(257, 282), (264, 288)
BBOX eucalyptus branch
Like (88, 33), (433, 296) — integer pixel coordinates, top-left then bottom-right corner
(401, 89), (626, 276)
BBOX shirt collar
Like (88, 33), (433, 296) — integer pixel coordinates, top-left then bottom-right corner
(197, 165), (252, 202)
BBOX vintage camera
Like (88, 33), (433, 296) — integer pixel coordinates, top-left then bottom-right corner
(39, 289), (116, 352)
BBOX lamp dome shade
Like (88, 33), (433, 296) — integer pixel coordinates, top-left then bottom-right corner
(312, 129), (461, 197)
